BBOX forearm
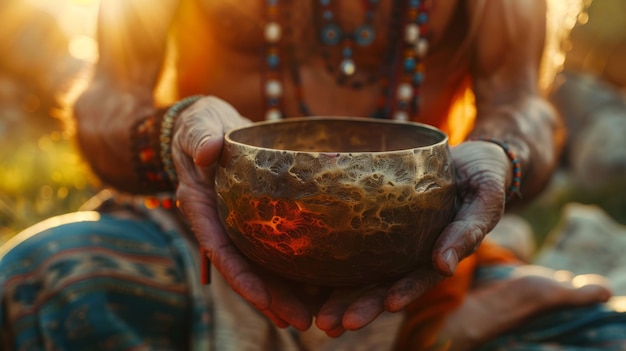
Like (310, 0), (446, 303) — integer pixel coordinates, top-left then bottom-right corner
(73, 0), (180, 194)
(469, 95), (565, 202)
(73, 78), (161, 194)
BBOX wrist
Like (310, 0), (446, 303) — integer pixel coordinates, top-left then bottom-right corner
(130, 109), (171, 193)
(471, 98), (562, 201)
(129, 96), (203, 193)
(468, 137), (523, 203)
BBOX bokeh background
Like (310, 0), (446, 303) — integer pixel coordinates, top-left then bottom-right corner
(1, 0), (625, 249)
(0, 0), (101, 242)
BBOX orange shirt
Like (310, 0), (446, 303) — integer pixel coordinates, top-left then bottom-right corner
(395, 240), (520, 350)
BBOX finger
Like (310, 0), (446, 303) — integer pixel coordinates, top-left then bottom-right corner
(432, 221), (483, 276)
(209, 240), (274, 313)
(202, 221), (313, 329)
(432, 143), (510, 275)
(264, 310), (290, 329)
(175, 96), (250, 167)
(432, 191), (504, 276)
(342, 285), (388, 330)
(179, 182), (313, 330)
(194, 134), (224, 167)
(176, 182), (275, 313)
(497, 273), (612, 312)
(569, 284), (613, 304)
(316, 288), (361, 332)
(292, 285), (333, 317)
(385, 268), (444, 312)
(569, 274), (613, 303)
(325, 325), (347, 338)
(571, 273), (611, 289)
(262, 275), (314, 331)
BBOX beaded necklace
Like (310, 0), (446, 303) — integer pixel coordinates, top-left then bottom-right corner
(262, 0), (430, 121)
(317, 0), (381, 87)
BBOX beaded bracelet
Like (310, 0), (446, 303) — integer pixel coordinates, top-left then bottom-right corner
(160, 95), (204, 187)
(131, 113), (172, 192)
(469, 137), (522, 202)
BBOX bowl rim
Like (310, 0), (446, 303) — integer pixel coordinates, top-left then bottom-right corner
(223, 116), (450, 155)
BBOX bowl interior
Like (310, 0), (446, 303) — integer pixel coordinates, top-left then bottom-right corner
(226, 117), (447, 153)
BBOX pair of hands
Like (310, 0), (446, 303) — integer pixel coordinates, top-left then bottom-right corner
(170, 96), (512, 336)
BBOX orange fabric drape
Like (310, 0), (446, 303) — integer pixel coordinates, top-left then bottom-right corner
(394, 240), (521, 350)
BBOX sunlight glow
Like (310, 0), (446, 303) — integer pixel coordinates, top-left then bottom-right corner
(69, 35), (98, 62)
(571, 274), (610, 289)
(553, 269), (574, 283)
(69, 0), (99, 5)
(608, 296), (626, 312)
(542, 0), (588, 89)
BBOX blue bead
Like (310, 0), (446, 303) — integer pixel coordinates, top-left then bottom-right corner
(409, 0), (420, 8)
(404, 57), (416, 71)
(418, 12), (428, 25)
(267, 54), (280, 68)
(413, 72), (424, 84)
(323, 9), (333, 20)
(320, 0), (330, 5)
(354, 24), (375, 46)
(320, 24), (342, 45)
(267, 98), (279, 106)
(268, 0), (278, 5)
(342, 47), (353, 57)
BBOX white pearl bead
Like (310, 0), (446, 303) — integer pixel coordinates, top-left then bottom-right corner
(340, 58), (356, 76)
(264, 22), (281, 43)
(415, 38), (429, 58)
(265, 80), (283, 98)
(397, 83), (413, 101)
(265, 108), (282, 121)
(404, 24), (420, 44)
(394, 111), (409, 121)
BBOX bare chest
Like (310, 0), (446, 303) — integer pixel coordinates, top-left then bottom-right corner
(200, 0), (457, 56)
(188, 0), (469, 122)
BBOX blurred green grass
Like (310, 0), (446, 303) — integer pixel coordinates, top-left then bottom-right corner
(0, 130), (97, 243)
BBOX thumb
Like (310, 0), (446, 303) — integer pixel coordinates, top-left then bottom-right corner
(194, 135), (224, 167)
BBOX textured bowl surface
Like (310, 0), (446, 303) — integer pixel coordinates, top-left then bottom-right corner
(215, 117), (457, 287)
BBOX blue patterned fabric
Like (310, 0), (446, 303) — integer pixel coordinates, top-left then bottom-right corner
(0, 211), (211, 350)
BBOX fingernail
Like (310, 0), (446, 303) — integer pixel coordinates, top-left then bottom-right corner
(442, 249), (458, 276)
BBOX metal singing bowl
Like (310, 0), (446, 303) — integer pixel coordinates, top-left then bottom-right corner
(215, 116), (457, 287)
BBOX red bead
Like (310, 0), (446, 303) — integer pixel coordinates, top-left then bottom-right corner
(140, 148), (155, 162)
(145, 197), (160, 209)
(161, 198), (174, 209)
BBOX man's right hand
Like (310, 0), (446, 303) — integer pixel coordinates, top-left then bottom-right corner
(170, 96), (316, 331)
